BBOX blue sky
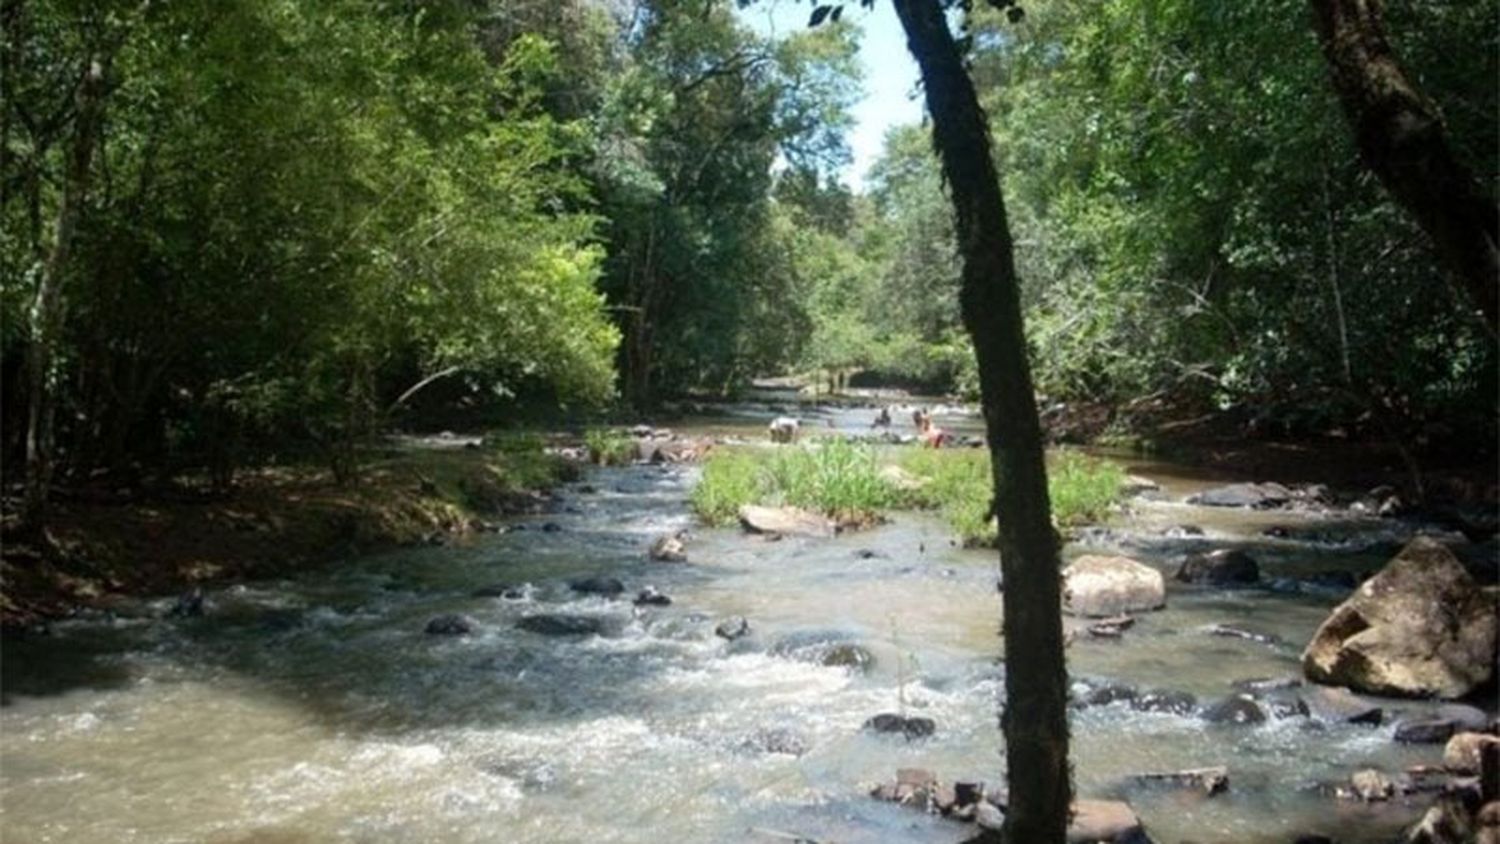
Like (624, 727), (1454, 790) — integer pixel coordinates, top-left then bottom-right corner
(738, 0), (923, 190)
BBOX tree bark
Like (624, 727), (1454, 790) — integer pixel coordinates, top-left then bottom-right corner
(890, 1), (1071, 841)
(23, 56), (108, 532)
(1309, 0), (1499, 333)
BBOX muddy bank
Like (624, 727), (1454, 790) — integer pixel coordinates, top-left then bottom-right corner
(0, 443), (578, 628)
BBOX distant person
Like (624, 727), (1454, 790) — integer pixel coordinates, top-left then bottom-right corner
(872, 406), (892, 428)
(912, 407), (931, 431)
(915, 411), (949, 448)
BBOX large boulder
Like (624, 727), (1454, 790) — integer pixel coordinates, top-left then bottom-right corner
(738, 505), (835, 538)
(1176, 549), (1260, 585)
(1301, 537), (1498, 699)
(1063, 555), (1166, 618)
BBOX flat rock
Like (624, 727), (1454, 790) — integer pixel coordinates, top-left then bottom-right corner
(1302, 537), (1496, 699)
(738, 504), (835, 538)
(1068, 799), (1151, 844)
(1305, 686), (1384, 725)
(1187, 482), (1293, 509)
(1063, 555), (1166, 618)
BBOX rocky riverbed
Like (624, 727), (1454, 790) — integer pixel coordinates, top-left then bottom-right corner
(2, 427), (1495, 843)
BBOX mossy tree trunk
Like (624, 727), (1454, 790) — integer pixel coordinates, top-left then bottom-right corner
(890, 0), (1071, 840)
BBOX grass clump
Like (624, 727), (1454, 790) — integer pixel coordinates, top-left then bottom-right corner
(690, 439), (897, 526)
(584, 428), (636, 466)
(898, 448), (1125, 546)
(691, 450), (765, 525)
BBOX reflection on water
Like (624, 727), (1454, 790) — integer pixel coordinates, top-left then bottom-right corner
(2, 427), (1485, 843)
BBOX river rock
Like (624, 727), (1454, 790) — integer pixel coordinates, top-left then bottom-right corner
(1176, 549), (1260, 585)
(1394, 705), (1487, 745)
(738, 504), (835, 538)
(1202, 694), (1267, 725)
(715, 616), (750, 641)
(1187, 482), (1293, 508)
(1351, 768), (1395, 801)
(1301, 537), (1497, 699)
(820, 643), (875, 671)
(1406, 796), (1477, 844)
(633, 587), (671, 607)
(863, 713), (937, 740)
(1068, 799), (1151, 843)
(569, 575), (625, 597)
(1082, 683), (1139, 707)
(1062, 555), (1166, 618)
(516, 614), (605, 636)
(648, 533), (687, 562)
(1305, 686), (1384, 725)
(424, 614), (477, 635)
(1445, 732), (1500, 774)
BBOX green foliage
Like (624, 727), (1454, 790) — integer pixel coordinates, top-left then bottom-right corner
(584, 428), (636, 466)
(899, 449), (1125, 546)
(766, 438), (897, 518)
(690, 439), (896, 525)
(3, 0), (620, 480)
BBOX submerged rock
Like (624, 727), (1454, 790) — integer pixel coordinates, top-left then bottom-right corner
(1202, 694), (1267, 725)
(1187, 482), (1292, 509)
(1302, 537), (1497, 699)
(1130, 765), (1229, 796)
(569, 575), (625, 597)
(737, 504), (836, 538)
(1176, 549), (1260, 585)
(472, 582), (527, 600)
(424, 614), (477, 636)
(1132, 689), (1198, 716)
(819, 643), (874, 671)
(1062, 555), (1166, 618)
(1204, 623), (1282, 646)
(516, 614), (605, 637)
(748, 727), (810, 757)
(169, 588), (206, 618)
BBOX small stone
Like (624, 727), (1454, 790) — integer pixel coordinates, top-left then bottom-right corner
(1133, 689), (1197, 715)
(1132, 765), (1230, 796)
(714, 616), (750, 640)
(516, 614), (605, 636)
(648, 533), (687, 562)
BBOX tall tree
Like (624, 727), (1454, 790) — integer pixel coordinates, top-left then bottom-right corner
(1309, 0), (1498, 333)
(887, 0), (1072, 840)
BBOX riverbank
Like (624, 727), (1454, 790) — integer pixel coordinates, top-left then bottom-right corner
(0, 440), (578, 628)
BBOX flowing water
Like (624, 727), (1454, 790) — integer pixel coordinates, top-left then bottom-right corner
(2, 404), (1489, 843)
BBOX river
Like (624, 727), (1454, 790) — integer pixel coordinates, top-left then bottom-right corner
(1, 403), (1488, 843)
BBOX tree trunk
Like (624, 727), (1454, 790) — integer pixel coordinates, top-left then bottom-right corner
(23, 56), (108, 532)
(890, 1), (1071, 841)
(1309, 0), (1499, 333)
